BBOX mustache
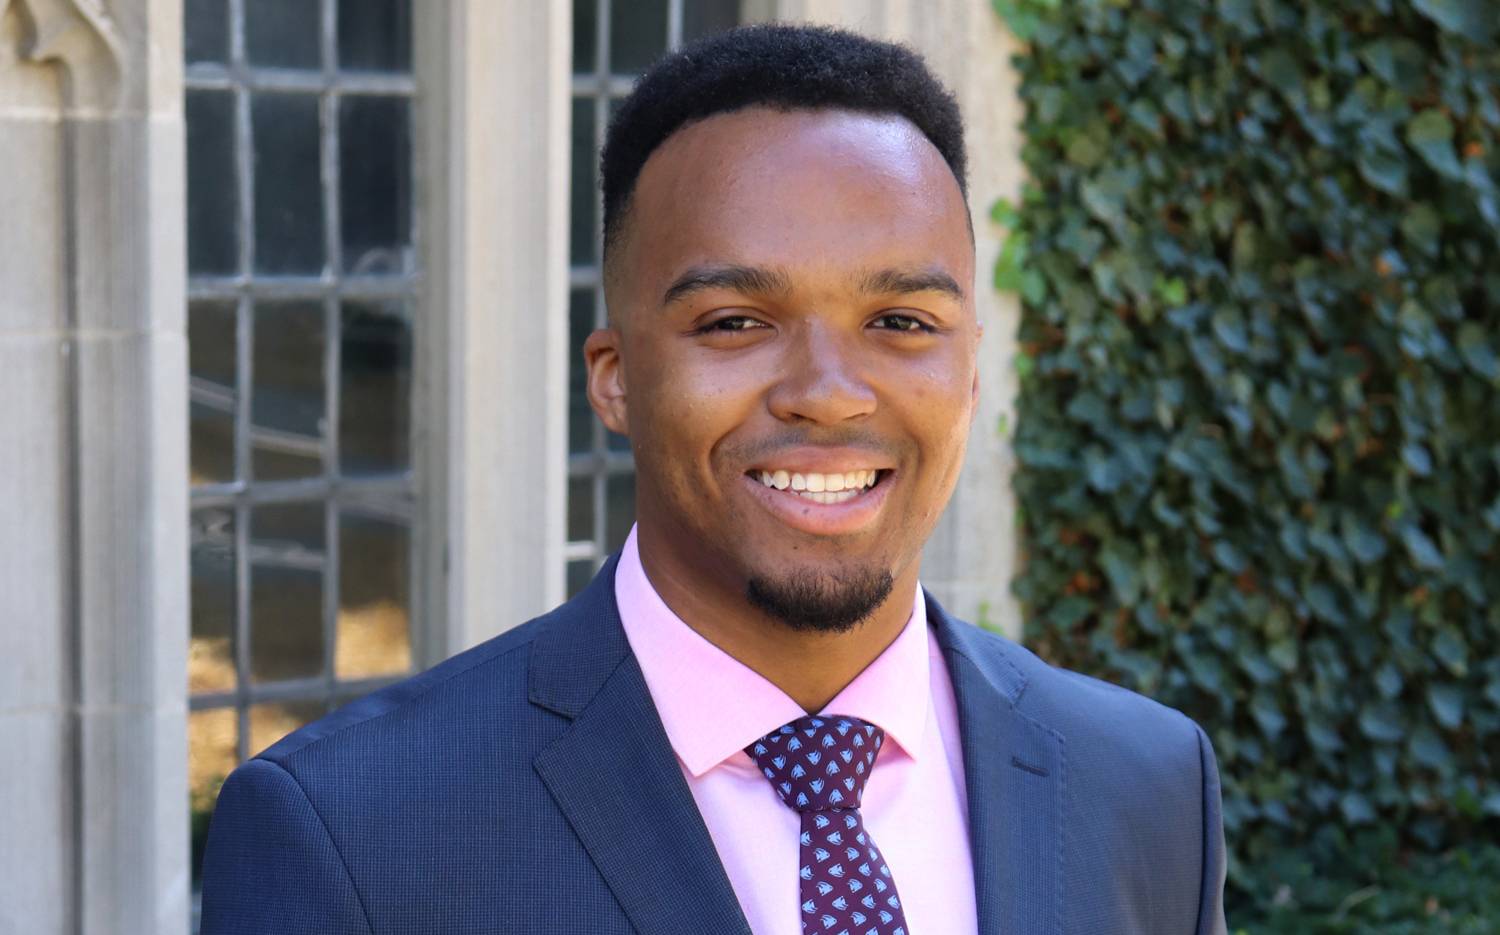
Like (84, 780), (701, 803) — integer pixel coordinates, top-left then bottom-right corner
(728, 428), (905, 464)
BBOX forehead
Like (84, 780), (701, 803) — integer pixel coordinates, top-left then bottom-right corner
(620, 107), (972, 297)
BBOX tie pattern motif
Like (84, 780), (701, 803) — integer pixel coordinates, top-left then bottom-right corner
(745, 716), (909, 935)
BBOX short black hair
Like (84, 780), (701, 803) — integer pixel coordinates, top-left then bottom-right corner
(600, 23), (968, 264)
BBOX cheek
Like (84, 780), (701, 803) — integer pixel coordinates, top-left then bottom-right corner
(629, 353), (762, 477)
(901, 360), (976, 484)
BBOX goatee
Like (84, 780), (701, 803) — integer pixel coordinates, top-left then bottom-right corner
(745, 566), (895, 633)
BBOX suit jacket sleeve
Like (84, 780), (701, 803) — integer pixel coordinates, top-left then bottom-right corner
(1194, 724), (1229, 935)
(199, 757), (374, 935)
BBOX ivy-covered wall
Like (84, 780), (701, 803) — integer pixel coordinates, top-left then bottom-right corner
(994, 0), (1500, 918)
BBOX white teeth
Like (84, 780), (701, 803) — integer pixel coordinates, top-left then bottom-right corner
(753, 469), (881, 501)
(801, 490), (859, 505)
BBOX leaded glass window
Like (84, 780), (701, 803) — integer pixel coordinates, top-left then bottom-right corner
(183, 0), (418, 907)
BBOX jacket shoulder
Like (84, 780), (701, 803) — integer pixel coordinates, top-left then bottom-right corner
(255, 611), (552, 767)
(945, 619), (1207, 771)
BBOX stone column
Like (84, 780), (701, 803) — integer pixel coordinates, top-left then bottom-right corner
(0, 1), (189, 933)
(414, 0), (572, 651)
(754, 0), (1028, 637)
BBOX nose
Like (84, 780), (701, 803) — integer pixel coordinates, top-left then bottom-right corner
(766, 322), (877, 425)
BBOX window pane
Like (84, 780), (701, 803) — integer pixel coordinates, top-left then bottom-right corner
(567, 559), (595, 598)
(251, 93), (325, 275)
(337, 510), (411, 679)
(191, 401), (236, 485)
(339, 300), (411, 476)
(252, 301), (325, 480)
(340, 96), (412, 274)
(245, 0), (321, 69)
(249, 700), (326, 757)
(337, 0), (411, 72)
(190, 506), (236, 694)
(186, 90), (237, 275)
(189, 300), (237, 484)
(572, 0), (597, 73)
(190, 300), (237, 389)
(606, 472), (635, 554)
(567, 475), (594, 543)
(570, 98), (597, 266)
(683, 0), (741, 43)
(188, 708), (236, 887)
(252, 501), (326, 558)
(610, 0), (668, 74)
(184, 0), (228, 65)
(249, 563), (324, 683)
(569, 288), (595, 455)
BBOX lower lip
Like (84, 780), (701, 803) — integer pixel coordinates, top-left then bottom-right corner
(740, 472), (894, 537)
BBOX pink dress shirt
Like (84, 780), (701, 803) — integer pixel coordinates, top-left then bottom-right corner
(615, 526), (979, 935)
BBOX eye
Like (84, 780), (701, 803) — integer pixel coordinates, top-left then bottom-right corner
(871, 312), (936, 333)
(695, 314), (768, 334)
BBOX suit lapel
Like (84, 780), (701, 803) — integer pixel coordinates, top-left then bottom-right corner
(530, 558), (752, 935)
(930, 595), (1064, 935)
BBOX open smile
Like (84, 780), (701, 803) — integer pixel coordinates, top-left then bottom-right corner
(739, 467), (894, 535)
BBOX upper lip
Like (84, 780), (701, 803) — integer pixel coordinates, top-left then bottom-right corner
(744, 447), (895, 475)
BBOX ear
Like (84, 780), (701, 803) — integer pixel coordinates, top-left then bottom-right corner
(584, 327), (629, 436)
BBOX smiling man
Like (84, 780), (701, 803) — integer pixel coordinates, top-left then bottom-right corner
(200, 24), (1227, 935)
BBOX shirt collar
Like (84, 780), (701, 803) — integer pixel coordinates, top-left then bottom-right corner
(615, 525), (931, 778)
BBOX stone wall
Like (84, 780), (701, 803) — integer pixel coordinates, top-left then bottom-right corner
(0, 1), (189, 932)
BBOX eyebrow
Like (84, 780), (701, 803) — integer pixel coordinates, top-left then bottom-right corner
(859, 267), (966, 301)
(661, 263), (965, 306)
(661, 265), (794, 306)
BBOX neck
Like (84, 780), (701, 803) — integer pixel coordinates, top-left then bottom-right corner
(635, 529), (919, 713)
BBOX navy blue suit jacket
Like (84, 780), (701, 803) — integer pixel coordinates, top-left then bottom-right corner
(200, 557), (1228, 934)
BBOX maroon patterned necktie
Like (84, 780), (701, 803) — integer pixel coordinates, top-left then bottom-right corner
(745, 715), (910, 935)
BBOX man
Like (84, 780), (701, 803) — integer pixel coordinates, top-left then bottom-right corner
(201, 24), (1227, 935)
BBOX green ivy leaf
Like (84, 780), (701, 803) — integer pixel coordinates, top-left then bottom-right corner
(1358, 38), (1428, 95)
(1339, 791), (1376, 824)
(1401, 442), (1434, 477)
(1359, 703), (1405, 743)
(1305, 719), (1342, 752)
(994, 231), (1030, 293)
(1251, 692), (1288, 738)
(990, 197), (1020, 228)
(1356, 127), (1409, 196)
(1400, 524), (1445, 570)
(1156, 276), (1188, 308)
(1426, 683), (1465, 730)
(1257, 47), (1302, 98)
(1375, 664), (1404, 699)
(1411, 0), (1496, 40)
(1099, 544), (1142, 604)
(1432, 628), (1469, 677)
(1408, 726), (1453, 772)
(1457, 323), (1499, 381)
(1406, 110), (1464, 181)
(1341, 515), (1388, 565)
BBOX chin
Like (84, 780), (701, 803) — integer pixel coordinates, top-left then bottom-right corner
(743, 562), (896, 634)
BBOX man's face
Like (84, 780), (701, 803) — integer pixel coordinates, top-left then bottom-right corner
(589, 107), (978, 630)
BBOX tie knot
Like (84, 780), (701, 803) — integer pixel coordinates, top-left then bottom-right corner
(744, 715), (885, 813)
